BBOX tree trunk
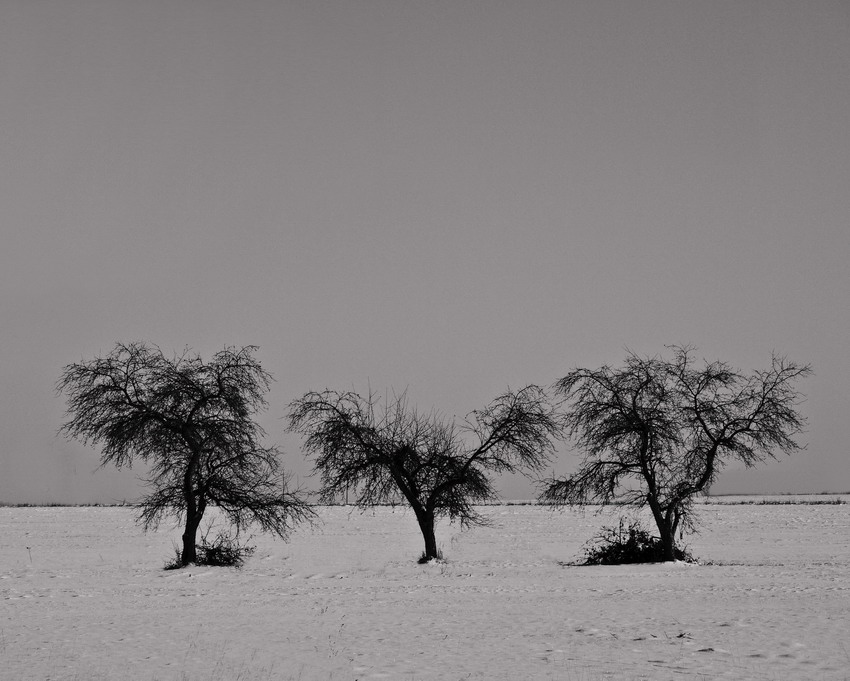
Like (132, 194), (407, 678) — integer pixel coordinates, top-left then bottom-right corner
(647, 498), (678, 562)
(658, 521), (677, 562)
(415, 510), (439, 561)
(181, 514), (201, 565)
(181, 448), (202, 566)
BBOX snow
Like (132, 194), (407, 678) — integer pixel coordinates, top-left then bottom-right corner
(2, 501), (849, 680)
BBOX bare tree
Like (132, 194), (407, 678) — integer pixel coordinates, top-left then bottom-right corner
(540, 346), (811, 561)
(287, 386), (561, 561)
(58, 342), (313, 566)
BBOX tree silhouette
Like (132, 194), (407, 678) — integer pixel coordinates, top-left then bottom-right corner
(288, 386), (561, 561)
(58, 342), (313, 565)
(540, 346), (811, 561)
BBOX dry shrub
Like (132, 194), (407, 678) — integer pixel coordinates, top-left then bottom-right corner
(163, 532), (256, 570)
(582, 518), (693, 565)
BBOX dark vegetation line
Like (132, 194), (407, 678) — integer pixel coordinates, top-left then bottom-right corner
(3, 494), (847, 508)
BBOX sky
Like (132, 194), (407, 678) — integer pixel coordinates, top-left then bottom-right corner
(1, 0), (848, 504)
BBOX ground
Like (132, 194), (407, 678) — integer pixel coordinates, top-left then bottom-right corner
(2, 498), (848, 680)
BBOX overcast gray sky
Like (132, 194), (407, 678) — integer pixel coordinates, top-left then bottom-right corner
(1, 0), (848, 503)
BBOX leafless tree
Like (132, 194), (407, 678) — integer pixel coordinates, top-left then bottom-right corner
(58, 342), (313, 566)
(540, 346), (811, 561)
(287, 386), (561, 561)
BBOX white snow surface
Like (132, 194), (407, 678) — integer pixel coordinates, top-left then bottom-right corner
(2, 500), (849, 681)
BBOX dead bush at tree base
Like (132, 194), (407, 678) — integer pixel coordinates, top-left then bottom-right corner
(417, 550), (444, 564)
(581, 519), (693, 565)
(163, 533), (256, 570)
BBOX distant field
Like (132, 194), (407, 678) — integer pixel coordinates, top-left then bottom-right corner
(2, 502), (849, 680)
(700, 493), (850, 505)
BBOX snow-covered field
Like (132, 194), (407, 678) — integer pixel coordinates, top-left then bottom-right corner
(2, 499), (849, 681)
